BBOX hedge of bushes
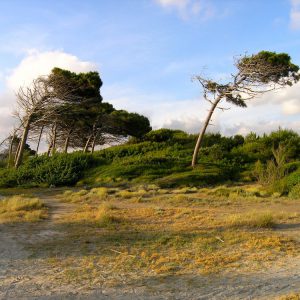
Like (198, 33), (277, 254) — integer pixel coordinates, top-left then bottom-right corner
(0, 152), (94, 187)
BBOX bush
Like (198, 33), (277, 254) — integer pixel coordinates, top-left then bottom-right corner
(285, 169), (300, 190)
(0, 152), (94, 187)
(289, 183), (300, 199)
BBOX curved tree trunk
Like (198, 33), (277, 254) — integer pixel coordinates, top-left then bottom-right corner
(51, 122), (57, 155)
(64, 135), (70, 153)
(191, 97), (222, 168)
(14, 140), (21, 164)
(15, 119), (31, 168)
(7, 135), (15, 168)
(36, 125), (44, 155)
(91, 133), (98, 154)
(47, 143), (52, 157)
(64, 128), (73, 153)
(84, 135), (93, 153)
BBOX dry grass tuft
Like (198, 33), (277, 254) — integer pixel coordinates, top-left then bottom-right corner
(89, 187), (108, 199)
(0, 195), (47, 223)
(60, 201), (119, 227)
(279, 293), (300, 300)
(225, 211), (275, 228)
(96, 203), (118, 226)
(116, 189), (147, 199)
(62, 187), (109, 203)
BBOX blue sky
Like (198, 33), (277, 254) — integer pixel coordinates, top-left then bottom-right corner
(0, 0), (300, 140)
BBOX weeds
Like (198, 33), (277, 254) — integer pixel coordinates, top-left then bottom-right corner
(0, 195), (47, 223)
(225, 211), (275, 228)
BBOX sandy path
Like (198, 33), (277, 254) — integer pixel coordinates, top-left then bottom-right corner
(0, 196), (299, 300)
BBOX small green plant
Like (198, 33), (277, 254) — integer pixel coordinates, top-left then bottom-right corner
(253, 144), (289, 194)
(289, 183), (300, 199)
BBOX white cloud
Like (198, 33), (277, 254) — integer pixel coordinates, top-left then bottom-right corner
(154, 0), (215, 20)
(0, 50), (97, 141)
(290, 0), (300, 29)
(250, 82), (300, 116)
(104, 82), (300, 137)
(282, 99), (300, 115)
(7, 50), (96, 90)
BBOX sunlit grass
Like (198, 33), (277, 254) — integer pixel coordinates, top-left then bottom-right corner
(20, 184), (300, 286)
(59, 201), (119, 227)
(61, 187), (109, 203)
(0, 195), (47, 223)
(225, 211), (275, 228)
(279, 293), (300, 300)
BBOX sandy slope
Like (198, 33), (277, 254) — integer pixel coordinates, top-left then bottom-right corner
(0, 195), (299, 300)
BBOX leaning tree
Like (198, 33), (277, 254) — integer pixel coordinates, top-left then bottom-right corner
(14, 72), (79, 167)
(191, 51), (299, 167)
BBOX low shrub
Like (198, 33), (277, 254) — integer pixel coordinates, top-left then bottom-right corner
(289, 183), (300, 199)
(0, 152), (94, 187)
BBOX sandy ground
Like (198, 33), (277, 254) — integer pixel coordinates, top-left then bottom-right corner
(0, 195), (300, 300)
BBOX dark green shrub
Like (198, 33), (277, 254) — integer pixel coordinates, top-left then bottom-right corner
(289, 183), (300, 199)
(285, 169), (300, 190)
(0, 152), (94, 187)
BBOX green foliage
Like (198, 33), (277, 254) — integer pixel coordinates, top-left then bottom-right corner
(51, 67), (103, 99)
(0, 152), (94, 187)
(289, 183), (300, 199)
(144, 129), (192, 144)
(252, 144), (289, 194)
(285, 169), (300, 190)
(0, 128), (299, 189)
(238, 51), (299, 84)
(111, 110), (152, 138)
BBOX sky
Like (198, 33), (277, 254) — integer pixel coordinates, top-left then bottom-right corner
(0, 0), (300, 142)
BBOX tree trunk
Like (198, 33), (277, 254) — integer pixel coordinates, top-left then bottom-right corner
(84, 135), (92, 153)
(91, 133), (98, 154)
(51, 122), (57, 155)
(191, 97), (222, 168)
(36, 125), (44, 155)
(15, 119), (31, 168)
(14, 140), (21, 164)
(47, 143), (52, 157)
(7, 135), (15, 168)
(63, 131), (71, 153)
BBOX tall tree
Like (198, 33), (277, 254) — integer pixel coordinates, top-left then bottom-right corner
(192, 51), (299, 167)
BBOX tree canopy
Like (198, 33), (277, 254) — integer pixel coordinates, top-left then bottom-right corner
(8, 68), (151, 167)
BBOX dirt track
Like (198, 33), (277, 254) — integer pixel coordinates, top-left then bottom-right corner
(0, 195), (300, 300)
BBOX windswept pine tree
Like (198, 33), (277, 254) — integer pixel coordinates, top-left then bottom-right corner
(10, 68), (151, 167)
(192, 51), (299, 167)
